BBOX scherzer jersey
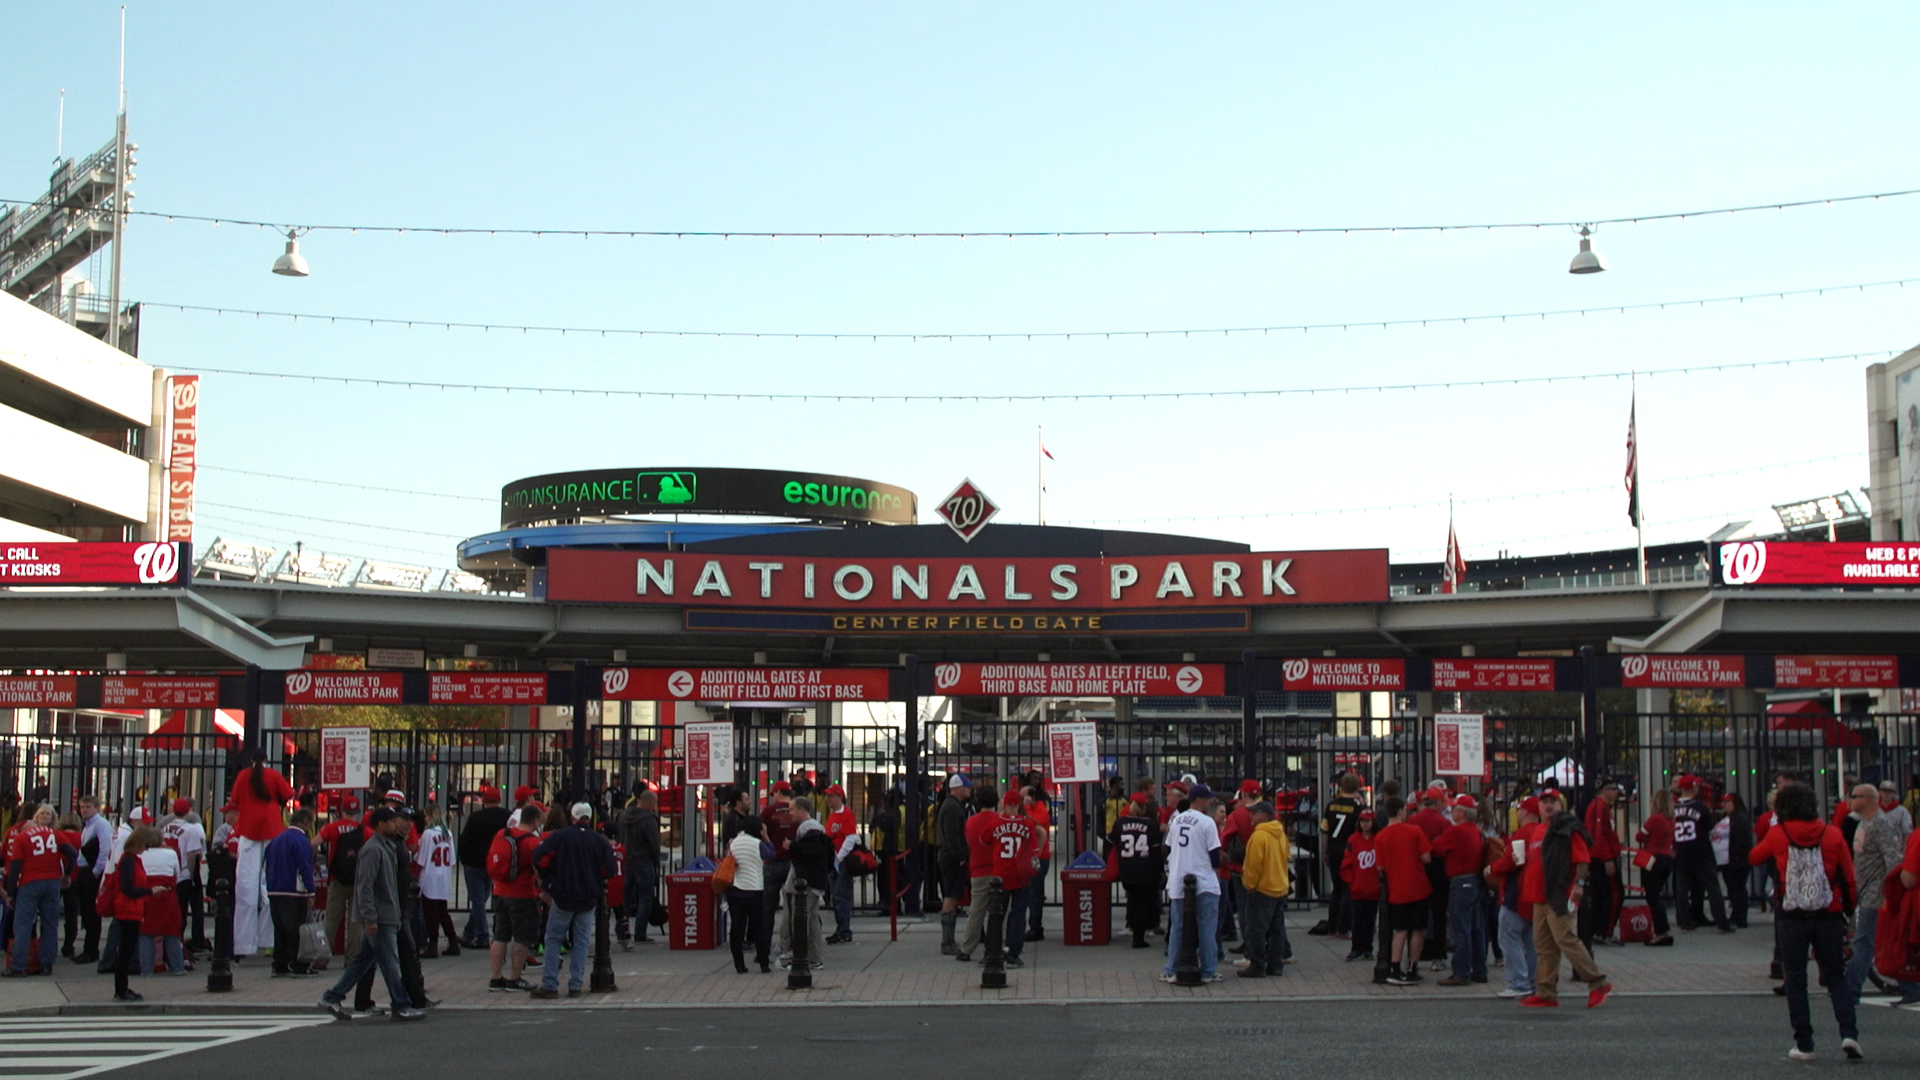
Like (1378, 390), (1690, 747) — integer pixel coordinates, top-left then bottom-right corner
(1165, 809), (1222, 897)
(162, 819), (205, 882)
(414, 826), (455, 901)
(985, 814), (1038, 891)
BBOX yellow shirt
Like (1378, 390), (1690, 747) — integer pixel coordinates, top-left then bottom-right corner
(1241, 820), (1292, 898)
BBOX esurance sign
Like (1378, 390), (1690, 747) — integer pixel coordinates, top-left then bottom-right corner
(546, 549), (1388, 609)
(1, 542), (189, 586)
(1717, 541), (1920, 586)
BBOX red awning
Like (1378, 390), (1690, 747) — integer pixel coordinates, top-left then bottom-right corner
(1767, 699), (1863, 748)
(144, 710), (297, 754)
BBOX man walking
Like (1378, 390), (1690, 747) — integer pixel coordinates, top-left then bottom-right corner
(1159, 783), (1225, 984)
(1520, 790), (1612, 1009)
(937, 775), (972, 956)
(781, 796), (833, 969)
(1843, 783), (1918, 1007)
(1236, 801), (1291, 977)
(319, 808), (423, 1022)
(1486, 797), (1542, 999)
(456, 786), (506, 950)
(529, 804), (617, 999)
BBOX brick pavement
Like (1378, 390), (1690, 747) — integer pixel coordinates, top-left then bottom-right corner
(9, 907), (1784, 1012)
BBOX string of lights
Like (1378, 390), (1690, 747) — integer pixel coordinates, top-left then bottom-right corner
(143, 274), (1917, 342)
(8, 185), (1917, 240)
(195, 500), (472, 539)
(173, 347), (1901, 403)
(196, 511), (456, 562)
(1057, 452), (1862, 525)
(200, 465), (496, 503)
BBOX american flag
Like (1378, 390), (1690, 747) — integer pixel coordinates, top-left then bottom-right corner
(1625, 393), (1640, 526)
(1442, 515), (1466, 594)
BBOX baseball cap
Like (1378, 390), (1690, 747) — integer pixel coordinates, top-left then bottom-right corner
(1188, 783), (1215, 801)
(479, 786), (502, 805)
(949, 774), (971, 788)
(341, 794), (361, 813)
(824, 784), (846, 797)
(1519, 797), (1543, 817)
(512, 785), (536, 803)
(1129, 792), (1151, 804)
(1358, 809), (1376, 820)
(172, 797), (192, 816)
(1538, 788), (1564, 803)
(1451, 794), (1477, 810)
(1002, 788), (1024, 807)
(1879, 779), (1898, 793)
(384, 788), (406, 802)
(1676, 775), (1702, 790)
(772, 780), (793, 794)
(1165, 780), (1190, 793)
(570, 802), (594, 821)
(128, 806), (152, 823)
(1238, 780), (1262, 796)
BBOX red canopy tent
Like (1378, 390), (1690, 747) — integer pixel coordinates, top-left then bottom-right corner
(1767, 698), (1864, 748)
(144, 709), (299, 755)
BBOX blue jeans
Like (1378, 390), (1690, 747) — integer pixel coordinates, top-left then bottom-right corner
(1004, 881), (1031, 959)
(831, 866), (854, 937)
(324, 923), (410, 1010)
(1778, 912), (1857, 1053)
(1448, 875), (1488, 980)
(8, 878), (59, 974)
(1162, 890), (1221, 978)
(462, 866), (492, 945)
(1498, 906), (1535, 993)
(139, 934), (185, 974)
(1847, 905), (1920, 1005)
(541, 906), (594, 992)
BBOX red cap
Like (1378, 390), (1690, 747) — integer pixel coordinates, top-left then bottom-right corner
(1358, 809), (1376, 820)
(1451, 794), (1477, 811)
(1519, 796), (1542, 817)
(172, 797), (192, 816)
(479, 786), (501, 805)
(1677, 775), (1702, 790)
(128, 806), (152, 823)
(1166, 781), (1190, 793)
(384, 789), (406, 803)
(824, 784), (846, 798)
(772, 780), (793, 794)
(1130, 792), (1151, 804)
(512, 785), (536, 803)
(341, 794), (361, 813)
(1002, 788), (1024, 806)
(1238, 780), (1262, 796)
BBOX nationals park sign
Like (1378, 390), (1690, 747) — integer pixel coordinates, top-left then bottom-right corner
(545, 549), (1388, 612)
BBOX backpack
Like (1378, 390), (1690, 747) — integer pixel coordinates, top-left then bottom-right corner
(328, 824), (368, 886)
(488, 830), (532, 883)
(1780, 838), (1833, 912)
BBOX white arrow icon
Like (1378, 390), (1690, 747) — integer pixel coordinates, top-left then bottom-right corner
(1174, 665), (1204, 694)
(666, 670), (696, 697)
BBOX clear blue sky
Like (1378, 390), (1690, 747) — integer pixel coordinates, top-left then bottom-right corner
(7, 2), (1917, 569)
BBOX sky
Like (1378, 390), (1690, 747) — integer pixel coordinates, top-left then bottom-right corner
(6, 2), (1918, 572)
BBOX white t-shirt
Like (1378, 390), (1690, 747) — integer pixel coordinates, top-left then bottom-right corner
(1709, 817), (1731, 866)
(139, 847), (181, 885)
(162, 819), (206, 881)
(1164, 809), (1222, 898)
(413, 825), (455, 901)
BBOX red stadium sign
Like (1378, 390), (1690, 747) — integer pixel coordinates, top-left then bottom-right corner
(1620, 654), (1746, 688)
(1281, 657), (1406, 691)
(546, 549), (1389, 610)
(428, 672), (550, 705)
(0, 676), (77, 707)
(1431, 658), (1557, 692)
(1773, 655), (1899, 689)
(929, 662), (1224, 697)
(0, 542), (188, 586)
(101, 676), (220, 708)
(283, 671), (405, 704)
(599, 667), (893, 702)
(1717, 541), (1920, 586)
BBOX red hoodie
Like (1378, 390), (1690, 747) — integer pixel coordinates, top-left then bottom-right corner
(1748, 819), (1854, 914)
(1340, 832), (1381, 901)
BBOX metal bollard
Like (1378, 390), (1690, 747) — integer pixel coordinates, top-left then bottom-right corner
(590, 895), (618, 993)
(206, 849), (235, 993)
(1371, 870), (1393, 984)
(981, 878), (1007, 989)
(1174, 874), (1202, 986)
(786, 889), (812, 991)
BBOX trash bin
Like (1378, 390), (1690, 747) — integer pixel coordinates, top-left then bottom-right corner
(665, 856), (721, 950)
(1060, 850), (1114, 946)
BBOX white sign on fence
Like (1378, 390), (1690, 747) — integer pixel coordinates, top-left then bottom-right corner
(320, 726), (372, 790)
(683, 721), (735, 786)
(1434, 712), (1486, 777)
(1046, 721), (1100, 784)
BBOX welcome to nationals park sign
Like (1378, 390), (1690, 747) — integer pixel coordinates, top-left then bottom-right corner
(9, 655), (1920, 710)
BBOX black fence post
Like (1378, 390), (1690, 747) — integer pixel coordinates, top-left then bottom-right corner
(1371, 869), (1393, 983)
(206, 847), (235, 992)
(1174, 874), (1202, 986)
(786, 889), (813, 991)
(901, 652), (921, 868)
(241, 665), (263, 757)
(570, 660), (589, 805)
(1239, 650), (1258, 783)
(981, 877), (1007, 988)
(1579, 645), (1602, 810)
(590, 894), (618, 992)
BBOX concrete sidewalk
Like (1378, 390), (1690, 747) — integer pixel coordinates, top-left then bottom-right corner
(8, 906), (1787, 1012)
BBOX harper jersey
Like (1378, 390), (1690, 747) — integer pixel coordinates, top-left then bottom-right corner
(1109, 815), (1163, 886)
(162, 818), (205, 882)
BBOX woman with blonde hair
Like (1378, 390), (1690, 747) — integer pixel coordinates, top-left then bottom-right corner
(1635, 789), (1676, 947)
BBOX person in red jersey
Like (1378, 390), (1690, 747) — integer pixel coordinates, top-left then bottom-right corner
(1580, 780), (1623, 950)
(986, 789), (1040, 967)
(1751, 781), (1859, 1062)
(1434, 794), (1489, 986)
(5, 804), (75, 977)
(1635, 788), (1677, 947)
(1517, 789), (1612, 1010)
(1372, 797), (1432, 985)
(955, 785), (1003, 963)
(228, 751), (295, 958)
(821, 784), (859, 944)
(1340, 809), (1381, 962)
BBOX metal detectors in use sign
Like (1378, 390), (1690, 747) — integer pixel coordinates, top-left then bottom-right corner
(1047, 721), (1100, 783)
(683, 721), (735, 785)
(1, 542), (188, 585)
(428, 672), (549, 704)
(1434, 713), (1486, 776)
(101, 676), (219, 708)
(599, 667), (893, 701)
(1773, 655), (1899, 688)
(1717, 540), (1920, 586)
(930, 662), (1222, 696)
(1431, 658), (1556, 692)
(320, 727), (372, 789)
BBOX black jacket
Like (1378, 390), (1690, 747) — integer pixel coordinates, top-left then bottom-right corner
(937, 795), (969, 861)
(458, 805), (509, 870)
(616, 807), (662, 869)
(1541, 811), (1586, 916)
(789, 823), (835, 892)
(533, 824), (618, 913)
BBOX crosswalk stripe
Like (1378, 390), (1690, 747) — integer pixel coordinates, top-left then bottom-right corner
(0, 1017), (331, 1080)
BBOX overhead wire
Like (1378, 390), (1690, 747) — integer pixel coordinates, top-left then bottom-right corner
(200, 465), (495, 503)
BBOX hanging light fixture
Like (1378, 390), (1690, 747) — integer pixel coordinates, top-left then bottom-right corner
(272, 227), (310, 277)
(1568, 224), (1606, 275)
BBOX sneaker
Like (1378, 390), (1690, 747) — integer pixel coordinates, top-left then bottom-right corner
(500, 977), (534, 992)
(1158, 972), (1178, 983)
(320, 998), (352, 1021)
(1002, 957), (1024, 968)
(810, 960), (825, 970)
(1787, 1047), (1815, 1062)
(1236, 967), (1266, 978)
(1841, 1039), (1862, 1061)
(1386, 973), (1419, 986)
(1497, 988), (1530, 998)
(1587, 983), (1613, 1009)
(529, 987), (560, 999)
(1201, 973), (1226, 984)
(113, 990), (144, 1002)
(1399, 970), (1425, 984)
(1519, 995), (1558, 1008)
(488, 978), (510, 991)
(953, 952), (971, 963)
(391, 1007), (425, 1022)
(568, 989), (584, 998)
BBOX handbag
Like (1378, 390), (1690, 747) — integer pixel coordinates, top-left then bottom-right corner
(1618, 901), (1654, 944)
(298, 911), (332, 970)
(711, 853), (737, 895)
(1630, 848), (1655, 871)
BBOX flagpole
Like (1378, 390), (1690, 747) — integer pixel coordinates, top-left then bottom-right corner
(1633, 373), (1646, 586)
(1037, 424), (1046, 526)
